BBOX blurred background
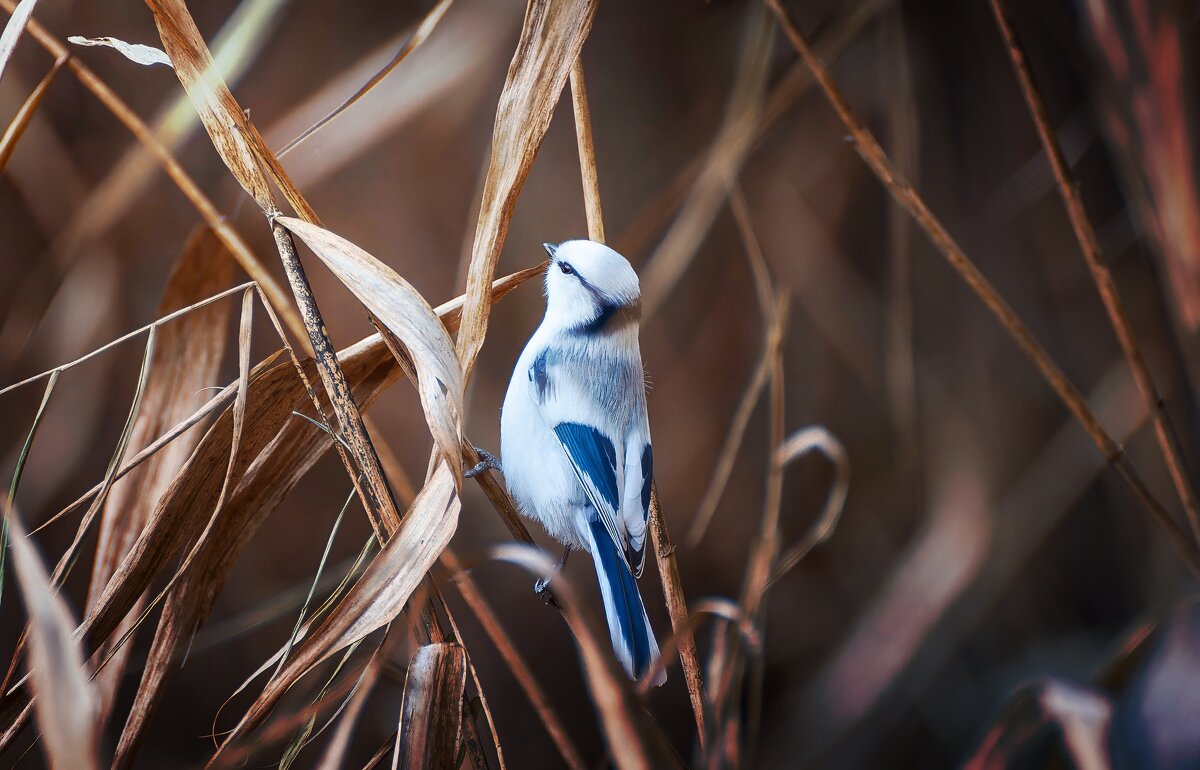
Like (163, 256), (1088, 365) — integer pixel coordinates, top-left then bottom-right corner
(2, 0), (1200, 767)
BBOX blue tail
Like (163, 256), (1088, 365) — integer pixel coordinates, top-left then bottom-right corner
(586, 519), (664, 684)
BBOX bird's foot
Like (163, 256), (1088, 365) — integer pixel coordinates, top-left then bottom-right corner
(532, 545), (571, 604)
(464, 447), (501, 479)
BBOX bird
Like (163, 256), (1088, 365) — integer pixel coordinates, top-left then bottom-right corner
(474, 238), (664, 685)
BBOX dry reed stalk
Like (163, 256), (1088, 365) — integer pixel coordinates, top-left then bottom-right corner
(764, 0), (1200, 575)
(0, 52), (63, 173)
(989, 0), (1200, 545)
(568, 51), (707, 747)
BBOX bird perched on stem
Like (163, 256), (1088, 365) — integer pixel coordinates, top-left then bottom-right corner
(473, 239), (664, 685)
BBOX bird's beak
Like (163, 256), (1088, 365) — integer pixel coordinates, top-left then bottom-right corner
(542, 242), (559, 260)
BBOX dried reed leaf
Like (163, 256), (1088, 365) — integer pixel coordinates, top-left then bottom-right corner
(277, 216), (464, 475)
(144, 0), (274, 210)
(67, 35), (171, 67)
(0, 53), (64, 174)
(457, 0), (596, 379)
(490, 545), (682, 770)
(87, 226), (233, 723)
(393, 643), (467, 770)
(114, 342), (399, 767)
(7, 513), (99, 770)
(278, 0), (454, 157)
(0, 0), (37, 82)
(210, 461), (460, 764)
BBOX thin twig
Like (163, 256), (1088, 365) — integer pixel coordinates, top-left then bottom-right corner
(763, 0), (1200, 575)
(989, 0), (1200, 546)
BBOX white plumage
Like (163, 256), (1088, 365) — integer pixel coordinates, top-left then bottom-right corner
(499, 239), (664, 685)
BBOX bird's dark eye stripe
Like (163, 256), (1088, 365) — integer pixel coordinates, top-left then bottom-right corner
(559, 261), (574, 275)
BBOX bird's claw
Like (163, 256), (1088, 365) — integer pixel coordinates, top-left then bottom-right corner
(464, 447), (501, 479)
(534, 576), (551, 598)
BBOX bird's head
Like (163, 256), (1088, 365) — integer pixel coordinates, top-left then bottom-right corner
(542, 240), (641, 335)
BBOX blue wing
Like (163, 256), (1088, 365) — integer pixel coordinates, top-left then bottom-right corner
(528, 347), (639, 570)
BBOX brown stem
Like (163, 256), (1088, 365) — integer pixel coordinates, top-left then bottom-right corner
(763, 0), (1200, 575)
(989, 0), (1200, 547)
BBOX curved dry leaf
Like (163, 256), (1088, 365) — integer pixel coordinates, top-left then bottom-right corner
(393, 643), (467, 770)
(8, 513), (100, 770)
(0, 0), (38, 82)
(277, 216), (463, 474)
(67, 35), (171, 67)
(210, 461), (460, 765)
(457, 0), (597, 380)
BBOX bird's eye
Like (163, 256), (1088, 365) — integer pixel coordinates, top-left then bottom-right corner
(558, 262), (574, 275)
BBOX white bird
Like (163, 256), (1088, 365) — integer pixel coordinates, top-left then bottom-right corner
(482, 239), (664, 684)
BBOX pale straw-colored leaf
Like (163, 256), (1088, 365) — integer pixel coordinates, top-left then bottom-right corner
(8, 513), (100, 770)
(277, 216), (464, 475)
(67, 35), (171, 67)
(456, 0), (597, 380)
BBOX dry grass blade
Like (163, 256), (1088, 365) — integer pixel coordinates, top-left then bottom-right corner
(86, 226), (233, 723)
(770, 426), (849, 581)
(112, 342), (399, 767)
(7, 513), (99, 770)
(764, 0), (1200, 576)
(278, 0), (454, 157)
(490, 545), (682, 770)
(638, 4), (772, 319)
(0, 53), (65, 174)
(0, 370), (57, 615)
(0, 0), (37, 81)
(989, 0), (1200, 546)
(392, 643), (467, 770)
(209, 462), (459, 764)
(67, 36), (171, 67)
(278, 216), (464, 475)
(456, 0), (597, 380)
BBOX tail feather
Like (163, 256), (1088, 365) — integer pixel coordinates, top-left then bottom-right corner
(586, 519), (665, 686)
